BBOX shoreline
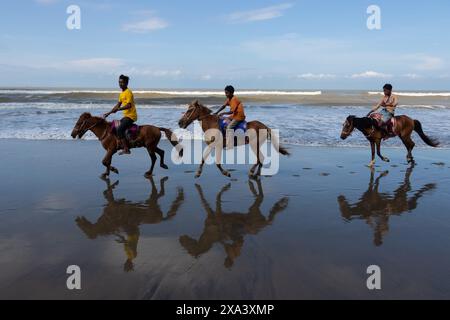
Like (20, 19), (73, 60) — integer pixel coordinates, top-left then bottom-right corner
(1, 137), (449, 150)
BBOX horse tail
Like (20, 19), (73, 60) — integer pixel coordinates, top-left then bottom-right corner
(268, 129), (290, 156)
(413, 120), (439, 147)
(159, 128), (184, 157)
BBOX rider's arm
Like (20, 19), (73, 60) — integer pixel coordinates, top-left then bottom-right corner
(219, 111), (233, 117)
(367, 98), (383, 117)
(387, 95), (398, 108)
(214, 104), (227, 115)
(214, 99), (230, 115)
(118, 103), (132, 111)
(104, 102), (121, 118)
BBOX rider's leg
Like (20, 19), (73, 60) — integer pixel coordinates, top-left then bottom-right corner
(118, 117), (133, 155)
(226, 119), (240, 149)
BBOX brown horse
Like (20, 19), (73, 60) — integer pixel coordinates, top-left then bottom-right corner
(71, 112), (182, 178)
(178, 100), (290, 178)
(340, 115), (439, 166)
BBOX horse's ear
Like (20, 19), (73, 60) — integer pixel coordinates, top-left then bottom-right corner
(192, 99), (199, 106)
(81, 112), (91, 118)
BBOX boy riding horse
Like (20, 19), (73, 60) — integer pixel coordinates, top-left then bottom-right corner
(103, 75), (138, 155)
(214, 85), (246, 148)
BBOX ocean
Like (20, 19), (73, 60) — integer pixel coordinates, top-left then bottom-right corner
(1, 88), (449, 147)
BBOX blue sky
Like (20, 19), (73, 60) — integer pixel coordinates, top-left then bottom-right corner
(1, 0), (449, 89)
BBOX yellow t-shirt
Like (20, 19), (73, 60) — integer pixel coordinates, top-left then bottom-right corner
(119, 88), (138, 122)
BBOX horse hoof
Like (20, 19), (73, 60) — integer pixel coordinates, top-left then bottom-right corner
(367, 162), (375, 168)
(222, 171), (231, 178)
(160, 164), (169, 170)
(195, 173), (201, 179)
(383, 157), (390, 162)
(144, 172), (153, 178)
(100, 174), (109, 179)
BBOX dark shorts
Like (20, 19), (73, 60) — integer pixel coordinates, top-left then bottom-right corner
(117, 117), (134, 139)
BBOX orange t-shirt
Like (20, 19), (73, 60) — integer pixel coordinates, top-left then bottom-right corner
(226, 96), (246, 121)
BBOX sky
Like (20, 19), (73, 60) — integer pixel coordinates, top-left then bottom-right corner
(0, 0), (449, 90)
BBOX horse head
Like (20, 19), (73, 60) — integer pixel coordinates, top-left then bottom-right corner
(341, 115), (356, 140)
(71, 112), (93, 139)
(178, 100), (212, 129)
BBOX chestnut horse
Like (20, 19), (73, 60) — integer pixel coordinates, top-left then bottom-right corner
(178, 100), (290, 178)
(340, 115), (439, 167)
(71, 112), (182, 178)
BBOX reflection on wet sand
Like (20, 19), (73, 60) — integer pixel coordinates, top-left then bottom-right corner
(179, 179), (289, 269)
(76, 177), (184, 272)
(338, 165), (436, 246)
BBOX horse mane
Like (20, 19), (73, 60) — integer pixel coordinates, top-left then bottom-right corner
(197, 103), (213, 114)
(90, 115), (109, 125)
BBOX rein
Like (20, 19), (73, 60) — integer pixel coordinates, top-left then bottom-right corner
(82, 118), (109, 140)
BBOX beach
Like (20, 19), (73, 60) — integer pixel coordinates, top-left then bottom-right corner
(1, 139), (450, 299)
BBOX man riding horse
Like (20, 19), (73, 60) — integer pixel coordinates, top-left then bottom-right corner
(103, 74), (137, 155)
(367, 83), (398, 138)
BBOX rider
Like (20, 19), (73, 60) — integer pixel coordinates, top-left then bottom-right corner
(367, 83), (398, 136)
(214, 85), (246, 130)
(104, 75), (138, 155)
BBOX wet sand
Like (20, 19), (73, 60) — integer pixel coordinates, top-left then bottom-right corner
(0, 139), (450, 299)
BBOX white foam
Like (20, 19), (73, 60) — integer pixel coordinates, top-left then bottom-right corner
(0, 89), (322, 96)
(369, 91), (450, 97)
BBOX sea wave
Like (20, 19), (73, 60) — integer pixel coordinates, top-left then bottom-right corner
(369, 91), (450, 97)
(0, 89), (322, 96)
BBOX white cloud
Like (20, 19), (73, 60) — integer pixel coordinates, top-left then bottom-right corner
(228, 3), (293, 23)
(201, 74), (212, 81)
(416, 56), (444, 71)
(122, 17), (168, 33)
(297, 73), (336, 80)
(403, 73), (421, 80)
(403, 54), (444, 71)
(351, 71), (392, 79)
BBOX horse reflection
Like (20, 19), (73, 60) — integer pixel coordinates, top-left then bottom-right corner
(76, 177), (184, 272)
(179, 180), (288, 269)
(338, 165), (436, 247)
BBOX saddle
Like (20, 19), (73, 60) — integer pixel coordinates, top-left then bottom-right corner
(369, 114), (398, 139)
(218, 118), (247, 135)
(111, 120), (140, 141)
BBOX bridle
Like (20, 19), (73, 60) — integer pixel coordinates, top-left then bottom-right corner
(341, 120), (354, 137)
(183, 104), (212, 125)
(77, 118), (109, 140)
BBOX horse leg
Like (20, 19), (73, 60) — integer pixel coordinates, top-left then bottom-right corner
(145, 148), (157, 178)
(101, 149), (117, 178)
(400, 135), (416, 164)
(376, 141), (390, 162)
(155, 147), (169, 170)
(256, 140), (265, 177)
(196, 144), (213, 178)
(216, 163), (231, 178)
(368, 141), (376, 167)
(248, 136), (265, 178)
